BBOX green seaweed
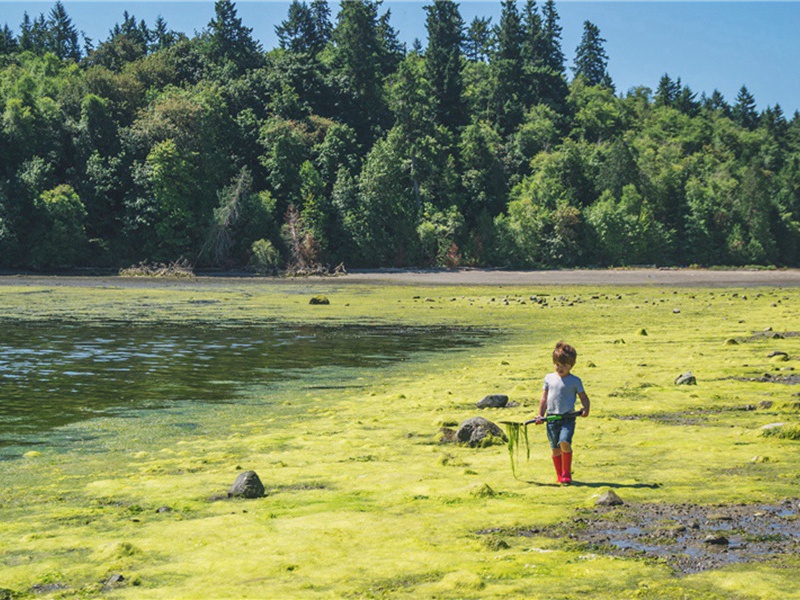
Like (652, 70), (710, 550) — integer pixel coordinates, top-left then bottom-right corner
(502, 421), (531, 478)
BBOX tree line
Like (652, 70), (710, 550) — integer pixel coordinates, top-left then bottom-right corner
(2, 0), (799, 272)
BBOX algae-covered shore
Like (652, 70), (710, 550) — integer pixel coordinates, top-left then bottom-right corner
(1, 273), (800, 599)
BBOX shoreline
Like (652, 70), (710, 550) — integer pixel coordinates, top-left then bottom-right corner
(2, 267), (800, 288)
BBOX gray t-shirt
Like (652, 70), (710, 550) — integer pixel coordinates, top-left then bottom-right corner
(543, 372), (584, 415)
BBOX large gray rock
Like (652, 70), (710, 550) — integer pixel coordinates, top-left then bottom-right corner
(456, 417), (507, 447)
(477, 394), (509, 409)
(228, 470), (265, 499)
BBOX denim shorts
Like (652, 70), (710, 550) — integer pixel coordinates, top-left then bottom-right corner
(546, 416), (577, 449)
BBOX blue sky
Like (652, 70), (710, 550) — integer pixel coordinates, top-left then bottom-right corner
(1, 1), (799, 114)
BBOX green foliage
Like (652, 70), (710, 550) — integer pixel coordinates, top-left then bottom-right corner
(250, 238), (281, 274)
(0, 1), (798, 270)
(30, 184), (87, 268)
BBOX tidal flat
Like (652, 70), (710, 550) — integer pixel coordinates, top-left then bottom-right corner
(1, 275), (799, 599)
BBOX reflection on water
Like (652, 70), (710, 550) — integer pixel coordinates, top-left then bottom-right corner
(0, 322), (485, 454)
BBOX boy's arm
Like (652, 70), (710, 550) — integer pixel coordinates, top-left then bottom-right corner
(578, 391), (590, 417)
(538, 389), (548, 418)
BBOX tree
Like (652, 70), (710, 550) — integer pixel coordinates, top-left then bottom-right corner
(572, 20), (612, 89)
(46, 2), (81, 61)
(490, 0), (525, 133)
(0, 24), (18, 55)
(424, 0), (466, 131)
(465, 16), (492, 62)
(206, 0), (263, 73)
(733, 85), (758, 130)
(541, 0), (565, 74)
(276, 1), (316, 54)
(329, 0), (392, 145)
(30, 184), (88, 268)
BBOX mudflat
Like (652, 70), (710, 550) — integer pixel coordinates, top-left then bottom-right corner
(3, 267), (800, 288)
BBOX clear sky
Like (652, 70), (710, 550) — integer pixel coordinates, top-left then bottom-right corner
(1, 1), (799, 114)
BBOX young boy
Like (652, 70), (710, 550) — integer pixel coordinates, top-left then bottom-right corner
(536, 341), (590, 484)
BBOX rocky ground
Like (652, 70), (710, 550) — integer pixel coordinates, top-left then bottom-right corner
(482, 499), (800, 574)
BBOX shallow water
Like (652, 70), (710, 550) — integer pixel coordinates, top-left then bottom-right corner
(0, 322), (485, 457)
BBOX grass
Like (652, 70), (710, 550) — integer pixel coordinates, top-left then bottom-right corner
(1, 280), (800, 599)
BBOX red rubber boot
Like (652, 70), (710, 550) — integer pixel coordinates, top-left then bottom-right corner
(561, 452), (572, 484)
(552, 454), (564, 483)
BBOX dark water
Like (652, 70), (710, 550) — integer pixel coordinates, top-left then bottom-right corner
(0, 322), (486, 454)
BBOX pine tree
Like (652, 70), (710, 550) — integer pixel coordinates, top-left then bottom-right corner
(491, 0), (525, 133)
(276, 1), (316, 54)
(309, 0), (332, 53)
(541, 0), (564, 74)
(521, 0), (546, 68)
(424, 0), (466, 130)
(207, 0), (263, 73)
(330, 0), (391, 144)
(0, 24), (17, 55)
(465, 16), (492, 62)
(46, 1), (81, 61)
(733, 85), (758, 130)
(572, 20), (612, 89)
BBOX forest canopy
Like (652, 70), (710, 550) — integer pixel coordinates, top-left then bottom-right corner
(2, 0), (799, 272)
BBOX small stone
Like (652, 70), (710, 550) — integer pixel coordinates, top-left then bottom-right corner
(758, 401), (773, 409)
(477, 394), (509, 409)
(595, 490), (624, 507)
(675, 371), (697, 385)
(228, 470), (265, 499)
(703, 533), (729, 545)
(156, 506), (172, 513)
(104, 574), (125, 588)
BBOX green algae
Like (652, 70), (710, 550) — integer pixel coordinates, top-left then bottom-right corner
(501, 421), (531, 478)
(1, 279), (800, 598)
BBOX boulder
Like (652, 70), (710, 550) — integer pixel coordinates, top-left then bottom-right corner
(455, 417), (507, 447)
(228, 470), (265, 499)
(675, 371), (697, 385)
(703, 533), (729, 545)
(595, 490), (624, 507)
(309, 296), (330, 305)
(477, 394), (509, 409)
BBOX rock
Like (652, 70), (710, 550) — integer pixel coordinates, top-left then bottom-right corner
(436, 427), (457, 444)
(760, 422), (787, 431)
(637, 328), (648, 336)
(309, 295), (330, 305)
(767, 351), (788, 358)
(455, 417), (507, 447)
(228, 470), (265, 499)
(156, 506), (172, 513)
(724, 338), (738, 345)
(104, 574), (125, 588)
(703, 533), (729, 545)
(675, 371), (697, 385)
(595, 490), (624, 507)
(477, 394), (509, 409)
(758, 401), (773, 409)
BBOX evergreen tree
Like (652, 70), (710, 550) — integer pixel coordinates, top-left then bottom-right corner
(19, 12), (49, 55)
(572, 20), (612, 89)
(276, 0), (316, 54)
(654, 74), (680, 107)
(424, 0), (466, 131)
(733, 85), (759, 130)
(207, 0), (263, 73)
(521, 0), (545, 68)
(151, 16), (180, 52)
(490, 0), (525, 133)
(310, 0), (333, 49)
(0, 24), (17, 55)
(541, 0), (565, 74)
(465, 16), (492, 62)
(330, 0), (391, 145)
(46, 2), (81, 61)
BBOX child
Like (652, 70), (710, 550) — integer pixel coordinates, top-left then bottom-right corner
(535, 341), (590, 484)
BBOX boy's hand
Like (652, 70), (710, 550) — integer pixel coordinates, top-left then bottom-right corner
(581, 409), (589, 417)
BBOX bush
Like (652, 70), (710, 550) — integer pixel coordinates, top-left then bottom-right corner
(250, 238), (281, 274)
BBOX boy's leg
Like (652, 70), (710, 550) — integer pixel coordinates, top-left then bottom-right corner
(559, 420), (577, 483)
(547, 422), (564, 482)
